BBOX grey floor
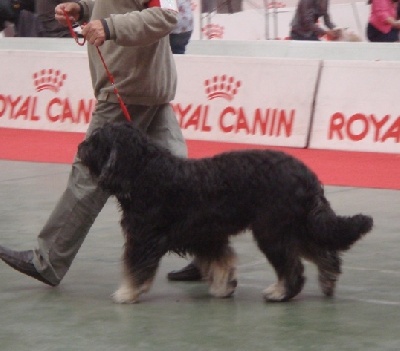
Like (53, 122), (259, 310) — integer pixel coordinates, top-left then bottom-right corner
(0, 160), (399, 351)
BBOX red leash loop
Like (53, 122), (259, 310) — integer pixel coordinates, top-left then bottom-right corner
(63, 9), (86, 46)
(63, 10), (131, 121)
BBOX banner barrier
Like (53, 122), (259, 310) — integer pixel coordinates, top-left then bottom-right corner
(310, 61), (400, 154)
(0, 51), (94, 132)
(172, 55), (320, 147)
(0, 50), (399, 154)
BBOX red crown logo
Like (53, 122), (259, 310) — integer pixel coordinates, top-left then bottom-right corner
(33, 69), (67, 93)
(204, 75), (242, 101)
(202, 24), (224, 39)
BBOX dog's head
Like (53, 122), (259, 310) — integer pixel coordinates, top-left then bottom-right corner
(78, 122), (151, 195)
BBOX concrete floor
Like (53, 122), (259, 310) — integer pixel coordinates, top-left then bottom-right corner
(0, 160), (399, 351)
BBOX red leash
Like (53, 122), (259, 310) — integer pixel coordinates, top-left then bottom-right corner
(63, 10), (131, 121)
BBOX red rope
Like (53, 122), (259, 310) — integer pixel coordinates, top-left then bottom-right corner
(63, 10), (132, 121)
(63, 9), (86, 46)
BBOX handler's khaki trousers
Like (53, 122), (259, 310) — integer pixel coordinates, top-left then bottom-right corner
(33, 101), (187, 285)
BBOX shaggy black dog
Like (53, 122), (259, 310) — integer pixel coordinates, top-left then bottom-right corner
(77, 122), (373, 304)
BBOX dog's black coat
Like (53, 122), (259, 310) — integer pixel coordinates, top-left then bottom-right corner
(78, 122), (373, 303)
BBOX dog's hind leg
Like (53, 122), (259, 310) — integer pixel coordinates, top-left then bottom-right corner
(197, 244), (238, 298)
(252, 224), (305, 302)
(303, 248), (342, 297)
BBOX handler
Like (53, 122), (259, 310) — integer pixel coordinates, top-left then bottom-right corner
(0, 0), (187, 286)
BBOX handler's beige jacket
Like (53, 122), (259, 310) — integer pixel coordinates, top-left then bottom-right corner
(79, 0), (178, 106)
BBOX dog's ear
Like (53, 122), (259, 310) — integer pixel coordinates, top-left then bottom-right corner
(98, 145), (119, 192)
(98, 144), (133, 196)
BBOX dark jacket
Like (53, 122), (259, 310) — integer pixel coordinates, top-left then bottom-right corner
(290, 0), (336, 39)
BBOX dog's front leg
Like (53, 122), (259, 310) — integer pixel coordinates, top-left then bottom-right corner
(112, 277), (141, 304)
(112, 232), (161, 304)
(112, 260), (155, 304)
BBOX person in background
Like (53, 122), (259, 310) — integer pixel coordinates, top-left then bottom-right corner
(289, 0), (340, 41)
(0, 0), (187, 287)
(366, 0), (400, 42)
(169, 0), (193, 54)
(36, 0), (78, 37)
(0, 0), (77, 37)
(0, 0), (20, 31)
(0, 0), (36, 36)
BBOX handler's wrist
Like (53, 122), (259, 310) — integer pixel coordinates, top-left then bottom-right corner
(100, 19), (111, 40)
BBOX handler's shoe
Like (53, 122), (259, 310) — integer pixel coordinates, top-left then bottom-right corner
(0, 245), (57, 287)
(167, 262), (202, 281)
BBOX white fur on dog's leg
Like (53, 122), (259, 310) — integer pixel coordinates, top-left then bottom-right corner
(111, 266), (154, 304)
(112, 278), (154, 304)
(112, 260), (155, 303)
(208, 265), (237, 298)
(112, 283), (139, 304)
(263, 280), (287, 302)
(112, 277), (141, 304)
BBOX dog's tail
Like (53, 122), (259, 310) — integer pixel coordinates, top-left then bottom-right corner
(307, 196), (373, 251)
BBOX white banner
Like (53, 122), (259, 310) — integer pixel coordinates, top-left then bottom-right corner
(3, 50), (398, 153)
(0, 51), (319, 148)
(0, 51), (94, 132)
(172, 55), (320, 147)
(310, 60), (400, 154)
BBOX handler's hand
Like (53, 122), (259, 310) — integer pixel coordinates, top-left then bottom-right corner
(55, 2), (81, 26)
(82, 20), (106, 46)
(326, 28), (341, 41)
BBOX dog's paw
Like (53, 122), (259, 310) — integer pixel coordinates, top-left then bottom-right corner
(318, 273), (338, 297)
(209, 266), (238, 298)
(209, 278), (237, 298)
(112, 286), (140, 304)
(262, 281), (287, 302)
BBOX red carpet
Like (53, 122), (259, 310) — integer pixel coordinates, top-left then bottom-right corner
(1, 128), (399, 190)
